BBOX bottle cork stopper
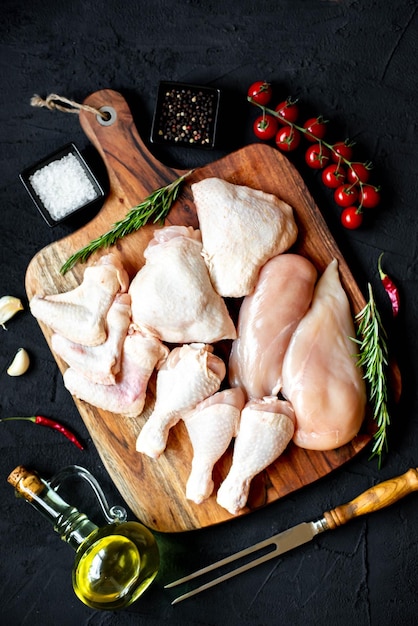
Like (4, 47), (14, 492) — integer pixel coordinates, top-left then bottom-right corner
(7, 465), (46, 500)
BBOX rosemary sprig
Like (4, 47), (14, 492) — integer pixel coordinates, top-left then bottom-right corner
(353, 283), (390, 467)
(60, 169), (194, 274)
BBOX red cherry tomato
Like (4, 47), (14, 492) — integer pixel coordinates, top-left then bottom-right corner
(347, 162), (371, 184)
(341, 207), (363, 229)
(321, 164), (346, 188)
(247, 81), (273, 106)
(331, 141), (354, 163)
(305, 143), (331, 169)
(334, 184), (359, 207)
(275, 99), (299, 124)
(360, 185), (381, 208)
(303, 117), (327, 142)
(275, 126), (301, 151)
(253, 114), (279, 141)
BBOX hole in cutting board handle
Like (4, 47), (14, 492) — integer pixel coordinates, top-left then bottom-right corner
(97, 106), (117, 126)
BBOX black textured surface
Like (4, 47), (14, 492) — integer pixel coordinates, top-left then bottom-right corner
(1, 1), (418, 625)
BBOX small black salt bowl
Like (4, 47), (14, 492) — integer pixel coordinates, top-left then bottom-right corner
(150, 81), (221, 149)
(20, 142), (105, 227)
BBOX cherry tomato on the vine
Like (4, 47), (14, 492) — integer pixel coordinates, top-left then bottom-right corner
(253, 114), (279, 141)
(321, 164), (346, 188)
(275, 126), (301, 151)
(347, 162), (371, 185)
(305, 143), (331, 169)
(334, 184), (359, 207)
(331, 141), (354, 163)
(247, 81), (272, 106)
(359, 185), (381, 208)
(341, 207), (363, 229)
(275, 99), (299, 124)
(303, 117), (327, 142)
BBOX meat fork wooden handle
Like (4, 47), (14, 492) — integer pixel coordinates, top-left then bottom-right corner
(324, 467), (418, 530)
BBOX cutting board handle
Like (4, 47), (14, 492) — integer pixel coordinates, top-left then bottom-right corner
(324, 467), (418, 529)
(80, 89), (185, 206)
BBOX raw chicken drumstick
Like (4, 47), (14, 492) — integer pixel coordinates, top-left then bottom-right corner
(217, 397), (295, 515)
(136, 343), (226, 459)
(182, 387), (245, 504)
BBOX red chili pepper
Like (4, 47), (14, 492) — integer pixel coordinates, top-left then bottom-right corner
(0, 415), (84, 450)
(378, 253), (400, 317)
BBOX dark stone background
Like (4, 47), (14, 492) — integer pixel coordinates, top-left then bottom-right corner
(1, 1), (417, 624)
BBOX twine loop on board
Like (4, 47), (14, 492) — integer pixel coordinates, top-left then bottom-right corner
(30, 93), (110, 121)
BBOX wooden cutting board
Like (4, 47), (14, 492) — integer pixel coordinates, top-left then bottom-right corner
(25, 89), (373, 533)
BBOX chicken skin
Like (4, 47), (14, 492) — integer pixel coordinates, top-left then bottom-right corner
(191, 177), (298, 297)
(183, 387), (245, 504)
(136, 343), (226, 459)
(216, 397), (295, 515)
(30, 254), (129, 346)
(51, 293), (132, 385)
(63, 326), (169, 417)
(129, 225), (236, 344)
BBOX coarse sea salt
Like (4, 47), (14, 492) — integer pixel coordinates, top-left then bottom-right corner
(29, 153), (97, 221)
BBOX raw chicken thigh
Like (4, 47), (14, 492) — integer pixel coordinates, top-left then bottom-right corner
(281, 259), (367, 450)
(182, 387), (245, 504)
(30, 254), (129, 346)
(217, 397), (295, 515)
(136, 343), (226, 458)
(52, 293), (132, 385)
(191, 177), (298, 297)
(129, 225), (236, 344)
(229, 254), (317, 399)
(63, 326), (169, 417)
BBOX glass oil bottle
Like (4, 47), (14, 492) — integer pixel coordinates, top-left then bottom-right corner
(7, 464), (159, 610)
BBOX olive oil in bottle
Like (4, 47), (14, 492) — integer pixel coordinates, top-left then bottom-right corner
(7, 465), (159, 610)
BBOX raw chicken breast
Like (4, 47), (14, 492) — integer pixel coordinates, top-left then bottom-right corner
(129, 225), (236, 344)
(229, 254), (317, 399)
(136, 343), (226, 458)
(281, 258), (367, 450)
(63, 326), (169, 417)
(183, 387), (245, 504)
(51, 293), (132, 385)
(191, 177), (298, 297)
(216, 397), (295, 515)
(30, 254), (129, 346)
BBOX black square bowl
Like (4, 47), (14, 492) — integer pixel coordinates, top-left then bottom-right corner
(20, 143), (105, 227)
(150, 81), (221, 149)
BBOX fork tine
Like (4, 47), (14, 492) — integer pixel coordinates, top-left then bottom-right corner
(170, 548), (280, 605)
(164, 535), (276, 589)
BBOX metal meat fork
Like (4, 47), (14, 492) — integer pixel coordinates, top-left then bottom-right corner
(165, 467), (418, 604)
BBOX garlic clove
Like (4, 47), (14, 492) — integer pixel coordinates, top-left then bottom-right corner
(0, 296), (24, 329)
(7, 348), (30, 376)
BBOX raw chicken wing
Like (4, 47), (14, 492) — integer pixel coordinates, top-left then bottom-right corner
(191, 178), (298, 297)
(129, 225), (236, 344)
(136, 343), (226, 458)
(51, 293), (132, 385)
(63, 326), (169, 417)
(281, 259), (367, 450)
(229, 254), (317, 398)
(183, 387), (245, 504)
(216, 397), (295, 515)
(30, 254), (129, 346)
